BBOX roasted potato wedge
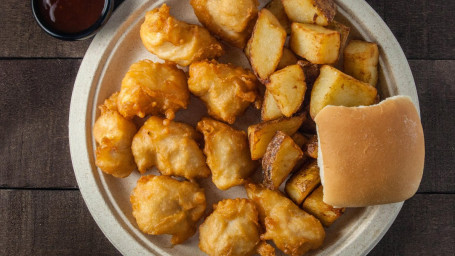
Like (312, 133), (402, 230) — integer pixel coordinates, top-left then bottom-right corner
(344, 40), (379, 86)
(248, 114), (305, 160)
(261, 89), (284, 121)
(246, 9), (286, 81)
(310, 65), (378, 118)
(327, 21), (351, 62)
(263, 131), (304, 190)
(276, 47), (298, 70)
(265, 0), (291, 34)
(291, 132), (308, 148)
(302, 186), (345, 227)
(282, 0), (336, 26)
(266, 64), (307, 117)
(291, 23), (340, 65)
(190, 0), (259, 48)
(285, 161), (320, 205)
(305, 135), (318, 159)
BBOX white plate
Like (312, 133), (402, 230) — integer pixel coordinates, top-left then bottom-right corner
(69, 0), (419, 255)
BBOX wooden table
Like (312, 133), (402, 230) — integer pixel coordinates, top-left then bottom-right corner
(0, 0), (453, 255)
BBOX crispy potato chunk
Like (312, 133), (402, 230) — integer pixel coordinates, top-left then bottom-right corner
(248, 114), (304, 160)
(263, 131), (303, 190)
(302, 186), (345, 227)
(246, 9), (286, 81)
(265, 0), (291, 34)
(140, 4), (223, 66)
(291, 23), (340, 65)
(344, 40), (379, 86)
(93, 93), (137, 178)
(267, 64), (307, 117)
(285, 161), (320, 205)
(327, 20), (351, 62)
(246, 183), (325, 256)
(305, 135), (318, 158)
(117, 60), (189, 119)
(261, 90), (283, 121)
(131, 116), (210, 179)
(197, 118), (257, 190)
(190, 0), (259, 48)
(282, 0), (336, 26)
(189, 60), (259, 124)
(199, 199), (261, 256)
(130, 175), (206, 244)
(276, 47), (298, 70)
(291, 132), (308, 148)
(310, 65), (378, 118)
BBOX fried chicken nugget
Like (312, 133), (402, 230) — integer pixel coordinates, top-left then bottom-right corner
(130, 175), (206, 244)
(93, 92), (137, 178)
(131, 116), (210, 179)
(117, 60), (189, 119)
(190, 0), (259, 48)
(197, 117), (257, 190)
(245, 183), (325, 256)
(189, 60), (259, 124)
(199, 198), (261, 256)
(140, 4), (224, 66)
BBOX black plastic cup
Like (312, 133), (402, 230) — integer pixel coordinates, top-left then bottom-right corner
(31, 0), (114, 41)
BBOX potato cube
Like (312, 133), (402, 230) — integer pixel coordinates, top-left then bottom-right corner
(261, 90), (284, 121)
(265, 0), (292, 34)
(305, 135), (318, 159)
(246, 9), (287, 81)
(282, 0), (336, 26)
(344, 40), (379, 86)
(327, 21), (351, 61)
(263, 131), (304, 190)
(310, 65), (377, 119)
(291, 23), (340, 64)
(291, 132), (308, 148)
(285, 161), (321, 205)
(276, 47), (298, 70)
(248, 114), (305, 160)
(302, 186), (345, 227)
(266, 64), (307, 117)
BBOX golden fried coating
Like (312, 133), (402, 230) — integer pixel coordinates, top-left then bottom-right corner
(188, 60), (259, 124)
(130, 175), (206, 244)
(117, 60), (189, 119)
(190, 0), (259, 48)
(131, 116), (210, 179)
(199, 198), (261, 256)
(140, 4), (224, 66)
(93, 93), (137, 178)
(197, 118), (257, 190)
(245, 183), (325, 256)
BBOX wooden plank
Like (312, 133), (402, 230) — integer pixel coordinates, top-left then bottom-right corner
(410, 60), (455, 193)
(1, 59), (454, 192)
(383, 0), (455, 60)
(0, 191), (452, 255)
(0, 60), (80, 188)
(369, 194), (455, 256)
(0, 190), (121, 255)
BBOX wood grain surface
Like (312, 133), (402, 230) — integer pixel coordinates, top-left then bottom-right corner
(0, 0), (453, 255)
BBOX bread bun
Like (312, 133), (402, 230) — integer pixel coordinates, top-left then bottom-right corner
(314, 96), (424, 207)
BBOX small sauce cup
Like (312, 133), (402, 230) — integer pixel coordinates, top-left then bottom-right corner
(31, 0), (114, 40)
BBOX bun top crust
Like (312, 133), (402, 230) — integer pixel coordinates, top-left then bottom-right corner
(314, 96), (425, 207)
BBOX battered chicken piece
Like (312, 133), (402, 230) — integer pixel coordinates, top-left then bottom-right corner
(197, 118), (257, 190)
(140, 4), (224, 66)
(199, 198), (261, 256)
(130, 175), (206, 244)
(131, 116), (210, 179)
(93, 92), (137, 178)
(245, 183), (325, 256)
(117, 60), (189, 119)
(189, 60), (259, 124)
(190, 0), (259, 48)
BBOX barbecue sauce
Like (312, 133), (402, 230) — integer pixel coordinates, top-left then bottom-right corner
(37, 0), (106, 34)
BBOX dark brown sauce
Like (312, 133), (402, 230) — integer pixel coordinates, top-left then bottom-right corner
(37, 0), (105, 34)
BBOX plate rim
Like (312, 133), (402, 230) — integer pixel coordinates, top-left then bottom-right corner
(69, 0), (417, 255)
